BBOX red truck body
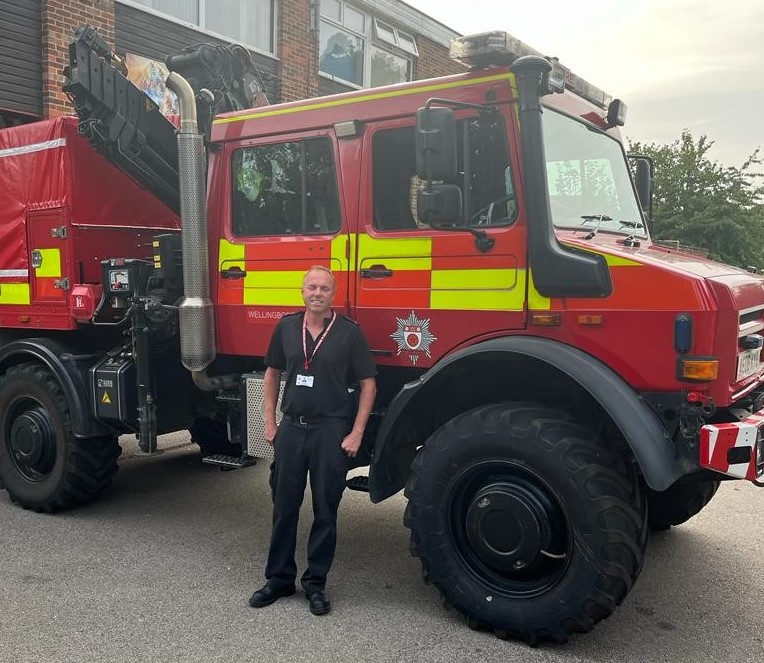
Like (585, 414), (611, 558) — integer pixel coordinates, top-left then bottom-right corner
(0, 117), (179, 330)
(0, 29), (761, 643)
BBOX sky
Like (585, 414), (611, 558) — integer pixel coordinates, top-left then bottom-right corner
(405, 0), (763, 168)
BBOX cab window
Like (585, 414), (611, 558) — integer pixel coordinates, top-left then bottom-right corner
(231, 137), (341, 236)
(371, 114), (516, 231)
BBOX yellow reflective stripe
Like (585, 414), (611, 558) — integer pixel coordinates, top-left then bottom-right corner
(214, 73), (513, 125)
(431, 287), (525, 311)
(431, 268), (525, 311)
(0, 283), (31, 305)
(242, 270), (304, 306)
(219, 238), (245, 269)
(358, 235), (432, 270)
(527, 269), (551, 310)
(564, 243), (641, 268)
(601, 254), (641, 267)
(34, 248), (61, 278)
(331, 234), (353, 270)
(431, 268), (517, 290)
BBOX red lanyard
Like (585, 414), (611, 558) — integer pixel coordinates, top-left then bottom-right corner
(302, 312), (336, 372)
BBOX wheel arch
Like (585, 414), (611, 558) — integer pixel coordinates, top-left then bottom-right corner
(0, 338), (112, 438)
(369, 336), (682, 503)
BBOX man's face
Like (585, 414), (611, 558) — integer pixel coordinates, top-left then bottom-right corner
(302, 269), (336, 316)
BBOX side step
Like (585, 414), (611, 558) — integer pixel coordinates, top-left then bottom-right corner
(346, 475), (369, 492)
(202, 454), (257, 470)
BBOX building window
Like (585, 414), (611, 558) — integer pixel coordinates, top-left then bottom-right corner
(129, 0), (275, 53)
(319, 1), (416, 88)
(231, 138), (341, 237)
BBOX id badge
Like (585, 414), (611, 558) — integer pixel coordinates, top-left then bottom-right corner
(296, 374), (315, 388)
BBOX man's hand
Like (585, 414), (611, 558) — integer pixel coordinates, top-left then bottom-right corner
(341, 429), (363, 457)
(264, 420), (278, 446)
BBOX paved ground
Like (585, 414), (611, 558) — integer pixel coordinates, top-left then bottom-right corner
(0, 432), (762, 663)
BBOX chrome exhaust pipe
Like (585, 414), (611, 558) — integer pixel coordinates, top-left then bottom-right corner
(165, 72), (216, 373)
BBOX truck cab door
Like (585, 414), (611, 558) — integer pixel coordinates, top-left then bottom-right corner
(214, 132), (350, 357)
(350, 116), (528, 369)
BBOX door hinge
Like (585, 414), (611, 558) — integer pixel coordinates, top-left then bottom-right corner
(51, 226), (68, 239)
(54, 278), (70, 290)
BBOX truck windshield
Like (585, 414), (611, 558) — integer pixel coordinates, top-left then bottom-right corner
(542, 109), (644, 237)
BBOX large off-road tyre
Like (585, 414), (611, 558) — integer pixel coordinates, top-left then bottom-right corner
(189, 415), (241, 456)
(0, 362), (119, 512)
(647, 478), (720, 531)
(404, 402), (648, 644)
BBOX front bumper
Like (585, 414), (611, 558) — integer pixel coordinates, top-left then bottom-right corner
(700, 408), (764, 482)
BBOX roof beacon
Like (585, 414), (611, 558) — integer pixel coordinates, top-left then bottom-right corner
(450, 30), (614, 110)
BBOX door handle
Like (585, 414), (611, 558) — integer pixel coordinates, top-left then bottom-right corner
(221, 267), (246, 279)
(361, 266), (394, 279)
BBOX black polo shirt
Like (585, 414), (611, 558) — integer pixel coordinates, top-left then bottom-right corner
(265, 312), (377, 418)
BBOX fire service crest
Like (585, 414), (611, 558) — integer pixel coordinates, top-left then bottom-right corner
(390, 311), (437, 365)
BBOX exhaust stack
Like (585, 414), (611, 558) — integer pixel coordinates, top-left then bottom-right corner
(165, 72), (216, 372)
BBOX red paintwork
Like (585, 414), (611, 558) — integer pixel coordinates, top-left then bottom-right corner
(4, 68), (764, 415)
(209, 65), (764, 410)
(0, 117), (180, 330)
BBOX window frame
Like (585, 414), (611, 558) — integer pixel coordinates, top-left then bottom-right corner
(369, 114), (518, 233)
(318, 1), (416, 89)
(229, 135), (343, 238)
(119, 0), (277, 55)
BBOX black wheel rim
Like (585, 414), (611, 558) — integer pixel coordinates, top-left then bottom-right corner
(447, 460), (571, 598)
(5, 397), (58, 482)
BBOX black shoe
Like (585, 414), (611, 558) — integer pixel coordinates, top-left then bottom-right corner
(306, 590), (331, 616)
(248, 583), (296, 608)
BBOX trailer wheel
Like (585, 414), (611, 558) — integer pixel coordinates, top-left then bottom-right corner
(0, 362), (119, 512)
(189, 416), (241, 456)
(404, 402), (648, 644)
(647, 478), (720, 531)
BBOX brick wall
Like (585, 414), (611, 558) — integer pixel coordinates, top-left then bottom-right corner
(277, 0), (319, 102)
(415, 36), (466, 80)
(42, 0), (115, 117)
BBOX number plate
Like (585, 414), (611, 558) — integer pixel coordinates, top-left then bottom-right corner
(736, 347), (762, 382)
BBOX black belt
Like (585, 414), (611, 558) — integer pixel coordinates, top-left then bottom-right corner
(286, 414), (348, 427)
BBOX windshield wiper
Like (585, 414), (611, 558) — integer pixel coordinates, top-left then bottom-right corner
(579, 214), (611, 240)
(619, 219), (645, 246)
(619, 220), (644, 230)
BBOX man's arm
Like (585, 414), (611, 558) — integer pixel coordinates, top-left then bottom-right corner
(341, 377), (377, 458)
(263, 366), (282, 445)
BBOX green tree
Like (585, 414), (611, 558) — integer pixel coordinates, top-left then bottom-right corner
(629, 131), (764, 269)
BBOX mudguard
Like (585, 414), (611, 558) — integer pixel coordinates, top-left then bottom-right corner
(0, 338), (112, 438)
(370, 336), (683, 502)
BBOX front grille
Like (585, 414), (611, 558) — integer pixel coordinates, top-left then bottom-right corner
(740, 306), (764, 327)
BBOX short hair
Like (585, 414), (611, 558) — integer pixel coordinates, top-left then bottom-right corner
(302, 265), (336, 288)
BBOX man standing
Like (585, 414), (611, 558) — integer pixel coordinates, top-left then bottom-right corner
(249, 266), (377, 616)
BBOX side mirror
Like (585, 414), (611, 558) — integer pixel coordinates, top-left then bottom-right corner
(630, 155), (654, 233)
(417, 183), (463, 224)
(415, 107), (457, 181)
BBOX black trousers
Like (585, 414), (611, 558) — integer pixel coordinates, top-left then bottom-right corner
(265, 418), (350, 594)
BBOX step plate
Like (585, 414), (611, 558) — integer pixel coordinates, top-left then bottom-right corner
(201, 454), (257, 469)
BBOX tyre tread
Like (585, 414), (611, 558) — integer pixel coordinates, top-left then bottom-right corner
(404, 402), (647, 644)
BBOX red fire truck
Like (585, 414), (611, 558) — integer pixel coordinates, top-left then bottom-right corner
(0, 28), (762, 642)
